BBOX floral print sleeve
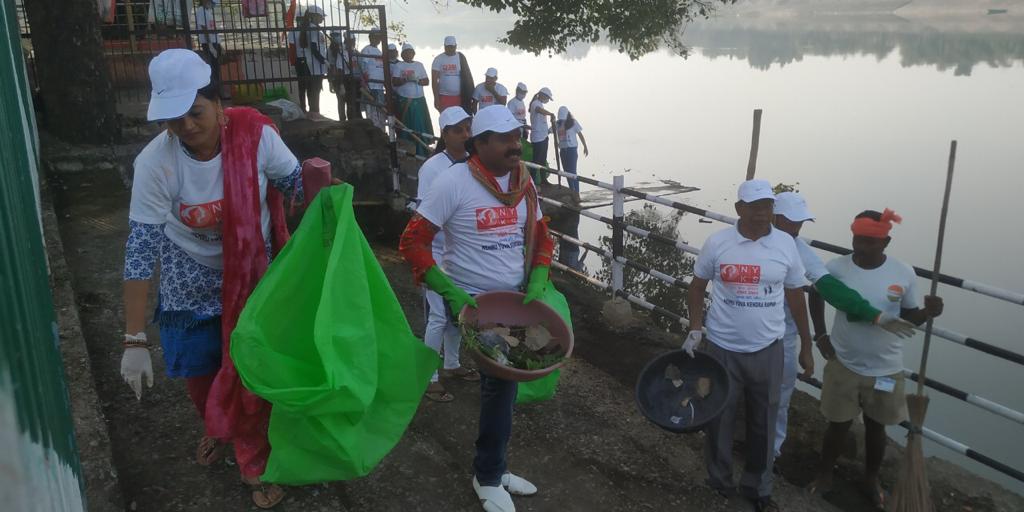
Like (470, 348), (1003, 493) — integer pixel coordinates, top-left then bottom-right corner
(124, 220), (163, 280)
(269, 162), (305, 204)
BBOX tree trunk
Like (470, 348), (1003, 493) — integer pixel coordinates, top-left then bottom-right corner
(23, 0), (120, 143)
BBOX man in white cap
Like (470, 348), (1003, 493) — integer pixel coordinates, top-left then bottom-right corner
(399, 105), (552, 511)
(505, 82), (532, 162)
(470, 67), (508, 113)
(769, 192), (916, 466)
(287, 4), (328, 115)
(684, 179), (811, 512)
(413, 106), (475, 402)
(360, 27), (386, 129)
(392, 42), (433, 155)
(432, 35), (474, 113)
(528, 87), (555, 183)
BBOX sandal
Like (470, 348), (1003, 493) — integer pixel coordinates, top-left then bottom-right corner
(243, 476), (285, 509)
(442, 367), (481, 382)
(861, 481), (889, 510)
(424, 382), (455, 403)
(196, 436), (227, 466)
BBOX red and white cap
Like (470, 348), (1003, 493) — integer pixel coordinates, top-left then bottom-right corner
(146, 49), (211, 122)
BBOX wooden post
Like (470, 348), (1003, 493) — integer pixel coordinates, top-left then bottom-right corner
(745, 109), (762, 180)
(125, 0), (138, 53)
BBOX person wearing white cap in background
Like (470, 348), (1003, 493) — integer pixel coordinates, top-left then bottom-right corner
(399, 105), (551, 512)
(195, 0), (224, 97)
(684, 179), (811, 512)
(392, 42), (434, 156)
(505, 82), (533, 162)
(387, 42), (399, 65)
(555, 106), (588, 193)
(769, 192), (915, 468)
(470, 67), (508, 113)
(412, 106), (475, 403)
(431, 35), (474, 113)
(527, 87), (555, 183)
(328, 31), (362, 121)
(122, 49), (306, 509)
(286, 4), (327, 116)
(360, 27), (387, 129)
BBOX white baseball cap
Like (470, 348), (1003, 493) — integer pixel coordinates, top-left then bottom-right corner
(304, 4), (324, 16)
(774, 191), (815, 222)
(485, 67), (498, 78)
(471, 105), (521, 136)
(439, 106), (471, 131)
(516, 82), (528, 92)
(401, 42), (414, 51)
(147, 49), (211, 122)
(388, 43), (397, 51)
(557, 106), (569, 121)
(444, 35), (456, 46)
(737, 179), (775, 203)
(539, 86), (553, 99)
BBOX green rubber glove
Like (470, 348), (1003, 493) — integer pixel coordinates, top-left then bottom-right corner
(522, 265), (550, 304)
(423, 265), (477, 319)
(814, 274), (880, 323)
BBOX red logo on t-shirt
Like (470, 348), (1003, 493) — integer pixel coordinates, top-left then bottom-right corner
(179, 200), (223, 229)
(442, 64), (458, 73)
(476, 207), (518, 231)
(720, 264), (761, 284)
(886, 284), (905, 302)
(402, 69), (416, 79)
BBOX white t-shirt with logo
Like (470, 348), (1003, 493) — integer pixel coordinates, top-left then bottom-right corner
(392, 60), (427, 98)
(431, 53), (461, 96)
(128, 126), (299, 270)
(361, 45), (384, 90)
(195, 6), (219, 46)
(416, 151), (465, 260)
(782, 237), (829, 340)
(529, 99), (550, 143)
(694, 225), (806, 352)
(472, 83), (508, 110)
(825, 255), (920, 377)
(417, 164), (542, 295)
(287, 28), (327, 76)
(507, 97), (527, 125)
(557, 120), (583, 148)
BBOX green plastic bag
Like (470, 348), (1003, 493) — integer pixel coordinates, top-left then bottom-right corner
(231, 185), (439, 485)
(516, 283), (571, 404)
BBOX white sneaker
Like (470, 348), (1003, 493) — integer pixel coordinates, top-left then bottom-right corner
(473, 476), (515, 512)
(501, 472), (538, 496)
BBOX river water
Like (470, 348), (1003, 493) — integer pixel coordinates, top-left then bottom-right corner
(320, 2), (1024, 493)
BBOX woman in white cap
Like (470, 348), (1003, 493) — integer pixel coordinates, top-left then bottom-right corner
(528, 87), (555, 183)
(287, 5), (327, 116)
(470, 67), (508, 113)
(119, 49), (307, 508)
(392, 42), (433, 156)
(555, 106), (588, 193)
(414, 106), (477, 402)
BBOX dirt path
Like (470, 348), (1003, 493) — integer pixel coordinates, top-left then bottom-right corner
(48, 167), (1017, 512)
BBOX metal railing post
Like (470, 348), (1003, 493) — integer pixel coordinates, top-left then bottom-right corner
(611, 175), (625, 296)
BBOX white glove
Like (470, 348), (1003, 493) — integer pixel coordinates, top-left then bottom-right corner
(682, 330), (703, 358)
(120, 333), (154, 400)
(875, 312), (916, 339)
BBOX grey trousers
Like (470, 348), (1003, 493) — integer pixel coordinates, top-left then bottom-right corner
(703, 339), (784, 499)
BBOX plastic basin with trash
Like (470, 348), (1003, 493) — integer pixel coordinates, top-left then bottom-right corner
(635, 350), (731, 433)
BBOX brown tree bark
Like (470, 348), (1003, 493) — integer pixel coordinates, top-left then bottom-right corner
(22, 0), (120, 143)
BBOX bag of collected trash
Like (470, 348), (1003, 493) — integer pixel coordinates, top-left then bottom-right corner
(515, 283), (571, 404)
(266, 98), (305, 121)
(231, 184), (438, 484)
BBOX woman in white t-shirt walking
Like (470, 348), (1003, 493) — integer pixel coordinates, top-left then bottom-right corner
(119, 50), (308, 509)
(555, 106), (588, 193)
(528, 87), (555, 183)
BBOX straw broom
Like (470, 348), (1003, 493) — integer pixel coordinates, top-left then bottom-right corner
(889, 140), (957, 512)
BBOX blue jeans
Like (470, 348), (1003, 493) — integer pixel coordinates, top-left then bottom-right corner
(560, 146), (579, 192)
(473, 372), (518, 485)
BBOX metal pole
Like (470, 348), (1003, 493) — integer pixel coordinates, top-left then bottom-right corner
(379, 6), (395, 117)
(388, 114), (400, 194)
(125, 0), (138, 53)
(179, 0), (193, 49)
(745, 108), (762, 180)
(611, 175), (625, 296)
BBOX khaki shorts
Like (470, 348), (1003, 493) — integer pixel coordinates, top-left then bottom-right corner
(820, 358), (907, 425)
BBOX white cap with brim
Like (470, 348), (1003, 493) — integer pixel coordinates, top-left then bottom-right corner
(773, 191), (815, 222)
(388, 43), (397, 51)
(516, 82), (528, 91)
(439, 106), (471, 131)
(557, 106), (569, 121)
(485, 67), (498, 78)
(444, 35), (456, 46)
(472, 105), (521, 136)
(737, 179), (775, 203)
(539, 86), (553, 99)
(402, 42), (414, 51)
(304, 4), (325, 16)
(147, 49), (211, 122)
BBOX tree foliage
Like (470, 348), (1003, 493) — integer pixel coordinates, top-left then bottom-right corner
(457, 0), (735, 59)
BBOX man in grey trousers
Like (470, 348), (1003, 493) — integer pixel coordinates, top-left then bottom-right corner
(683, 179), (814, 512)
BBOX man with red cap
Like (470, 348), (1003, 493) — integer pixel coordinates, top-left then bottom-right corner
(808, 209), (944, 509)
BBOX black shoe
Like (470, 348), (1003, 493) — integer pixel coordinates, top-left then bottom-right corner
(753, 496), (780, 512)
